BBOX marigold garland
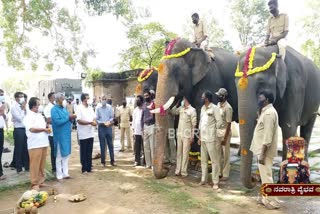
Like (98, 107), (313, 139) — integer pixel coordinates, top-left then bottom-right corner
(158, 63), (164, 74)
(135, 83), (142, 94)
(137, 67), (155, 82)
(161, 48), (191, 60)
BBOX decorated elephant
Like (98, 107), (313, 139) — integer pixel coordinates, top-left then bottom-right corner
(150, 38), (239, 179)
(135, 68), (158, 95)
(235, 46), (320, 188)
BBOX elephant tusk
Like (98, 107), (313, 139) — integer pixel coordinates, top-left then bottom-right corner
(150, 96), (175, 114)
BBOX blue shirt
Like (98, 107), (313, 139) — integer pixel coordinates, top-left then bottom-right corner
(96, 104), (113, 124)
(51, 105), (71, 157)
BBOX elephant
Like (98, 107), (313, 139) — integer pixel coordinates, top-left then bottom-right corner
(235, 45), (320, 189)
(151, 38), (239, 179)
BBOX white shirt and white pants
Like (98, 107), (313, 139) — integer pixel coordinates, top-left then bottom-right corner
(132, 107), (143, 165)
(23, 111), (49, 190)
(44, 102), (56, 173)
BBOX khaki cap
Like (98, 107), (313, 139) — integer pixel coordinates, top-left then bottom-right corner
(215, 88), (228, 96)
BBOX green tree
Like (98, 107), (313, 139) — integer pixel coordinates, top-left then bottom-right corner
(229, 0), (269, 47)
(0, 77), (30, 97)
(0, 0), (95, 71)
(182, 11), (234, 52)
(118, 22), (176, 70)
(301, 0), (320, 67)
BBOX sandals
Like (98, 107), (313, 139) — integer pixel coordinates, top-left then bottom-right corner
(3, 148), (11, 153)
(3, 162), (9, 168)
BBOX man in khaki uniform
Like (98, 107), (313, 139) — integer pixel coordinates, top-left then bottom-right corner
(117, 99), (132, 151)
(198, 91), (221, 190)
(264, 0), (289, 59)
(215, 88), (233, 182)
(164, 112), (177, 164)
(171, 97), (197, 177)
(191, 13), (214, 60)
(250, 91), (280, 210)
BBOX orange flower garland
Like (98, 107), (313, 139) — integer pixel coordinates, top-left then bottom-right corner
(137, 67), (155, 82)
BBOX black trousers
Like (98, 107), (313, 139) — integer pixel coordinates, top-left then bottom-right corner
(48, 136), (56, 172)
(80, 138), (93, 173)
(134, 135), (143, 165)
(0, 128), (4, 176)
(13, 128), (29, 172)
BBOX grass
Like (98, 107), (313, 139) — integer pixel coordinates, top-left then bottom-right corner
(4, 128), (14, 145)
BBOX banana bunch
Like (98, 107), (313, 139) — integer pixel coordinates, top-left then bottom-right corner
(19, 191), (49, 209)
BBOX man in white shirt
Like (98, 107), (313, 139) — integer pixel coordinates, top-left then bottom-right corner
(198, 91), (222, 190)
(23, 97), (50, 190)
(76, 93), (97, 174)
(132, 95), (144, 166)
(0, 89), (7, 180)
(11, 91), (29, 174)
(44, 92), (56, 173)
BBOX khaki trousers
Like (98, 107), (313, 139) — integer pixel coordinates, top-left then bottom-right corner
(28, 147), (47, 189)
(120, 127), (132, 150)
(175, 137), (190, 176)
(201, 141), (221, 185)
(143, 124), (155, 167)
(258, 155), (280, 208)
(219, 133), (231, 178)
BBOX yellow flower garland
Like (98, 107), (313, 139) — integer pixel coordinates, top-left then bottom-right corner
(248, 47), (256, 70)
(235, 52), (277, 77)
(137, 68), (155, 82)
(161, 48), (191, 60)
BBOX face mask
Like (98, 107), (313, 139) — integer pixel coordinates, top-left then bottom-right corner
(102, 100), (107, 106)
(107, 99), (112, 105)
(136, 100), (142, 107)
(62, 100), (68, 108)
(201, 99), (205, 106)
(258, 99), (266, 108)
(145, 97), (151, 103)
(38, 105), (44, 113)
(19, 97), (25, 104)
(193, 20), (198, 24)
(123, 102), (127, 107)
(217, 96), (225, 102)
(181, 100), (185, 107)
(0, 96), (5, 103)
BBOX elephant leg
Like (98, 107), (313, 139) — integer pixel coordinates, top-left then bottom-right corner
(281, 125), (298, 161)
(300, 116), (317, 161)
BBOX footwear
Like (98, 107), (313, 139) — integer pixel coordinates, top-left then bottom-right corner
(175, 173), (181, 176)
(198, 181), (206, 186)
(82, 171), (88, 175)
(101, 163), (106, 168)
(181, 175), (188, 178)
(0, 175), (7, 180)
(111, 162), (117, 166)
(145, 166), (152, 169)
(63, 176), (72, 179)
(3, 162), (9, 168)
(119, 149), (124, 152)
(2, 148), (11, 153)
(212, 184), (219, 190)
(17, 171), (25, 175)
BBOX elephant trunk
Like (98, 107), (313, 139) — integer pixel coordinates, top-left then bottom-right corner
(238, 87), (257, 189)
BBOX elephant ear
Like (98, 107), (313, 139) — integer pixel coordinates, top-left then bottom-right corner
(275, 58), (287, 99)
(188, 49), (210, 86)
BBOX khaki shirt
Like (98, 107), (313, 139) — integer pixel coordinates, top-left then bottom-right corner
(218, 101), (233, 130)
(267, 13), (289, 38)
(250, 104), (278, 158)
(118, 106), (132, 128)
(193, 19), (207, 43)
(199, 103), (221, 142)
(171, 105), (197, 139)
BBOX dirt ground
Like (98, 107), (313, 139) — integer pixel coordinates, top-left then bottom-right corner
(0, 137), (320, 214)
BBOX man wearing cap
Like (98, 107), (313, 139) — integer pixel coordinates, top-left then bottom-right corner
(170, 97), (197, 177)
(264, 0), (289, 59)
(215, 88), (233, 182)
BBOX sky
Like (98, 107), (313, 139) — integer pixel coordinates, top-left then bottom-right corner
(0, 0), (309, 82)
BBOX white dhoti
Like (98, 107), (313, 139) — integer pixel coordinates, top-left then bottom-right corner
(56, 144), (70, 180)
(277, 38), (287, 60)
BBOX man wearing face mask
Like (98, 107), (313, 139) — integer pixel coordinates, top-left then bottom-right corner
(198, 91), (222, 190)
(250, 91), (280, 209)
(44, 92), (56, 174)
(170, 97), (197, 177)
(142, 90), (155, 169)
(118, 99), (132, 152)
(23, 97), (51, 190)
(96, 95), (115, 167)
(132, 95), (144, 166)
(0, 89), (7, 180)
(11, 91), (29, 174)
(51, 93), (76, 180)
(106, 95), (116, 146)
(215, 88), (233, 182)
